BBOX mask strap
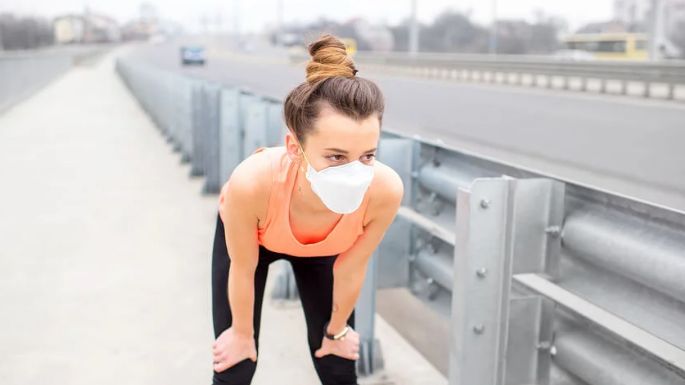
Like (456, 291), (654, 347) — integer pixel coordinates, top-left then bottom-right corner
(297, 140), (310, 168)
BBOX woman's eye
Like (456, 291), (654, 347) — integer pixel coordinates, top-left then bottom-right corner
(327, 154), (375, 162)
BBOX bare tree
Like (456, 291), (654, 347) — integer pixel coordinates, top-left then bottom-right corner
(390, 9), (566, 54)
(0, 13), (54, 50)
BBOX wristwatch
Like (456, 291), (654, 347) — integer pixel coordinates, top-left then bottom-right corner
(323, 320), (350, 340)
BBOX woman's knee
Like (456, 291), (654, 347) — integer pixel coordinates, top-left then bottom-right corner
(312, 354), (359, 385)
(212, 358), (257, 385)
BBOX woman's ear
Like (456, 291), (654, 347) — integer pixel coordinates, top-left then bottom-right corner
(284, 132), (301, 163)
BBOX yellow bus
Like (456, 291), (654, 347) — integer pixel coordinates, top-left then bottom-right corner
(560, 32), (648, 61)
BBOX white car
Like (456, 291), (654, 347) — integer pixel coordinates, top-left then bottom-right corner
(180, 45), (206, 66)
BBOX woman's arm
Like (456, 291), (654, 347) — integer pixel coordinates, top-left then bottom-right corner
(218, 157), (266, 337)
(326, 169), (404, 335)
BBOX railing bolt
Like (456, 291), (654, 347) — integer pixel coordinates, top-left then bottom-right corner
(480, 199), (490, 209)
(476, 268), (488, 278)
(537, 341), (552, 350)
(545, 225), (561, 238)
(426, 278), (440, 300)
(473, 324), (485, 335)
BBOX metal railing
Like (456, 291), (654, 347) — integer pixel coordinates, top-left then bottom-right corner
(289, 51), (685, 101)
(115, 56), (685, 384)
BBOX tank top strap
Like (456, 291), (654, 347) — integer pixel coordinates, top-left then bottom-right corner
(257, 146), (287, 232)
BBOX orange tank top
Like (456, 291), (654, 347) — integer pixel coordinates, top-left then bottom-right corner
(253, 145), (370, 257)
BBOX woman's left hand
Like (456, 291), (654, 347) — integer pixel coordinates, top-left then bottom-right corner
(314, 326), (360, 360)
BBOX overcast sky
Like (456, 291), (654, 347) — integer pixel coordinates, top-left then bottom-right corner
(2, 0), (615, 33)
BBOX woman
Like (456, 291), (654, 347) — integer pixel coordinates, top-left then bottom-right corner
(211, 33), (404, 385)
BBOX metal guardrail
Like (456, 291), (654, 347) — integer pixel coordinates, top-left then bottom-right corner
(115, 56), (685, 384)
(289, 51), (685, 100)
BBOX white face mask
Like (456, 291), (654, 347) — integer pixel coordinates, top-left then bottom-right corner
(297, 141), (374, 214)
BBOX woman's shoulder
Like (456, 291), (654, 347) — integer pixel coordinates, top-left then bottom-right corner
(225, 147), (274, 191)
(363, 160), (404, 225)
(218, 147), (275, 222)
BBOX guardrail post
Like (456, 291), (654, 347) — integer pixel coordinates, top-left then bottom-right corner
(218, 88), (243, 185)
(449, 177), (564, 385)
(190, 81), (206, 177)
(599, 78), (607, 93)
(580, 77), (588, 92)
(355, 248), (384, 376)
(169, 75), (183, 153)
(243, 96), (268, 155)
(375, 137), (415, 289)
(618, 80), (626, 95)
(643, 81), (651, 98)
(270, 260), (299, 301)
(562, 76), (570, 90)
(265, 101), (287, 146)
(163, 72), (175, 143)
(179, 77), (194, 163)
(202, 83), (222, 194)
(667, 83), (675, 100)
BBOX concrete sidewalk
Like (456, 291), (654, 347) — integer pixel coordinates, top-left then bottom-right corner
(0, 45), (446, 385)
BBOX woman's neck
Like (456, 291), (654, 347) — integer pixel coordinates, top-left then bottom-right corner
(292, 159), (339, 216)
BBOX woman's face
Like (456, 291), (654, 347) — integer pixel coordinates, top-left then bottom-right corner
(288, 106), (380, 172)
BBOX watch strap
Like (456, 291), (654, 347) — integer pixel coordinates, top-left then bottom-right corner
(323, 321), (350, 340)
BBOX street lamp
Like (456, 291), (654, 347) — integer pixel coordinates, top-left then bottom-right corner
(489, 0), (498, 55)
(409, 0), (419, 55)
(648, 0), (664, 60)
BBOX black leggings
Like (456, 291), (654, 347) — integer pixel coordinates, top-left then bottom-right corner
(211, 212), (358, 385)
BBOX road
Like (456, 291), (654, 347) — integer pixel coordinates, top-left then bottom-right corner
(124, 35), (685, 212)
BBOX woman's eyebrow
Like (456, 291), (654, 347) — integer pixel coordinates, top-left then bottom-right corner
(324, 147), (377, 154)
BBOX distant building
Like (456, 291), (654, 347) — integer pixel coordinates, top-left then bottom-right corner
(54, 15), (86, 44)
(53, 13), (120, 44)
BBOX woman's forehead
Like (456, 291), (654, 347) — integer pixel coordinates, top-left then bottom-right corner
(309, 127), (378, 150)
(311, 113), (379, 144)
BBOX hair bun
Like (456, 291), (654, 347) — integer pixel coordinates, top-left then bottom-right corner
(305, 33), (358, 84)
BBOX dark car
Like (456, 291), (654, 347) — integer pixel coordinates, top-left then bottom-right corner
(180, 45), (206, 66)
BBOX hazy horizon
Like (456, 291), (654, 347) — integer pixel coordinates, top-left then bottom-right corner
(2, 0), (615, 34)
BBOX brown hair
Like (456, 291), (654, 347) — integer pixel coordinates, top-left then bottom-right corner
(283, 33), (385, 147)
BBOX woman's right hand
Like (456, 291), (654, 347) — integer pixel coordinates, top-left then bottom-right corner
(212, 326), (258, 373)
